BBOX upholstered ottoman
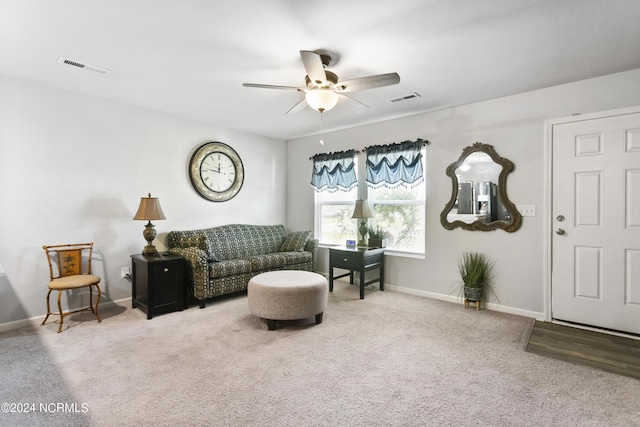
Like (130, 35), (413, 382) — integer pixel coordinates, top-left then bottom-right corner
(248, 270), (328, 330)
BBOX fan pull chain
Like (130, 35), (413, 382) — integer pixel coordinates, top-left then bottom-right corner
(319, 111), (325, 145)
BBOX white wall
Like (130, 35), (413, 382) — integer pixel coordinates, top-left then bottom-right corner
(0, 75), (287, 325)
(286, 68), (640, 319)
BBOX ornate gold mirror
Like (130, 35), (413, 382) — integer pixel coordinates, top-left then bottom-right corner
(440, 142), (522, 232)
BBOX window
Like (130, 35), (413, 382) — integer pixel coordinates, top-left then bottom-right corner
(311, 141), (426, 253)
(368, 177), (425, 253)
(366, 140), (426, 254)
(310, 150), (358, 245)
(314, 185), (358, 245)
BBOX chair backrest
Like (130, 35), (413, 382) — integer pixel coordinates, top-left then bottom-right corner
(43, 243), (94, 280)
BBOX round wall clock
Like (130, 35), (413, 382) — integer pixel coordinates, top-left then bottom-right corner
(189, 142), (244, 202)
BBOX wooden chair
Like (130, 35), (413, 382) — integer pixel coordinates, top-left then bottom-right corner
(42, 243), (102, 333)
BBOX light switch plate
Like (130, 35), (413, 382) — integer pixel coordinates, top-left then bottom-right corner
(517, 204), (536, 217)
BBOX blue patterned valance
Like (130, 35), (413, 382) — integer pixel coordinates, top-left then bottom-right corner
(310, 150), (357, 192)
(365, 139), (425, 189)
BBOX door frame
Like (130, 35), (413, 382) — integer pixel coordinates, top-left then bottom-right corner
(544, 105), (640, 323)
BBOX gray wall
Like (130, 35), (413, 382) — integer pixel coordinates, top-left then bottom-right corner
(286, 68), (640, 319)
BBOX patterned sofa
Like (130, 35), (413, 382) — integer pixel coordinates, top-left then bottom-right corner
(167, 224), (318, 308)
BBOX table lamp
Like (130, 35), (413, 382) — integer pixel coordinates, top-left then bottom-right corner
(351, 199), (373, 247)
(133, 193), (166, 255)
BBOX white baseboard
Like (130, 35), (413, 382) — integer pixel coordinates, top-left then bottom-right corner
(320, 272), (545, 321)
(0, 317), (38, 333)
(386, 284), (545, 321)
(0, 297), (132, 333)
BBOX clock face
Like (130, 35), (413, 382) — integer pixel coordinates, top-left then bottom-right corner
(189, 142), (244, 202)
(200, 152), (236, 192)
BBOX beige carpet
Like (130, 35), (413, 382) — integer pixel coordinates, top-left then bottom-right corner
(1, 283), (639, 427)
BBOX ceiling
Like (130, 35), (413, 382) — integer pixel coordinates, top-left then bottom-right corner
(2, 0), (640, 141)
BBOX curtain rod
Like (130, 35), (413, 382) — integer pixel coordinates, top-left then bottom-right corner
(308, 150), (361, 160)
(309, 138), (429, 160)
(362, 138), (430, 152)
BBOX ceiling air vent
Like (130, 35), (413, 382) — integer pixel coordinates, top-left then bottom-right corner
(58, 57), (110, 75)
(389, 92), (421, 103)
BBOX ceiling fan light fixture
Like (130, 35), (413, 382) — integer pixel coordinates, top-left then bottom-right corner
(305, 89), (339, 112)
(243, 50), (400, 115)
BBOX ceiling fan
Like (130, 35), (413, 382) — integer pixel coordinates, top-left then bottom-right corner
(243, 50), (400, 114)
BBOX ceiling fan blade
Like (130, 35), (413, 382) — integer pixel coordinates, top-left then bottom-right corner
(242, 83), (304, 91)
(300, 50), (326, 85)
(335, 72), (400, 92)
(339, 94), (369, 112)
(285, 98), (308, 115)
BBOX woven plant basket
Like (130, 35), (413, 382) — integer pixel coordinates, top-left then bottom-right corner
(463, 286), (483, 302)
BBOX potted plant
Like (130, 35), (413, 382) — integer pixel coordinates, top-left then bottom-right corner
(368, 226), (390, 248)
(457, 252), (494, 307)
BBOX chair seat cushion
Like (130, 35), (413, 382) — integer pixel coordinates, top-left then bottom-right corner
(49, 274), (101, 290)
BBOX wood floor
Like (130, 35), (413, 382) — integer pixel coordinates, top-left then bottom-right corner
(526, 320), (640, 380)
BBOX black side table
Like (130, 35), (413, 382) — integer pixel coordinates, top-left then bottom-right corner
(329, 246), (385, 299)
(131, 254), (184, 319)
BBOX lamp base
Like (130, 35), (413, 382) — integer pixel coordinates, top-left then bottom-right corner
(141, 220), (158, 256)
(142, 244), (158, 256)
(357, 219), (369, 248)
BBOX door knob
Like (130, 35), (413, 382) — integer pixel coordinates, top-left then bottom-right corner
(555, 228), (565, 235)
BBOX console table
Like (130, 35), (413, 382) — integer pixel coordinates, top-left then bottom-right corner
(329, 246), (385, 299)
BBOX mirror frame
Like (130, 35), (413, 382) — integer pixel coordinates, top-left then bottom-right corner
(440, 142), (522, 232)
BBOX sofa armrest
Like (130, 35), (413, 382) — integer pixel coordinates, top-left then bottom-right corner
(167, 247), (208, 300)
(305, 238), (319, 272)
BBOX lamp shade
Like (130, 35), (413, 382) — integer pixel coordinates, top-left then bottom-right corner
(305, 89), (339, 112)
(133, 193), (166, 221)
(351, 199), (373, 219)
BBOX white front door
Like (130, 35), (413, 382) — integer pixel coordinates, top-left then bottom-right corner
(551, 109), (640, 335)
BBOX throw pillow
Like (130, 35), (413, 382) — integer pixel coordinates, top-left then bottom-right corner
(204, 236), (219, 262)
(279, 230), (311, 252)
(176, 235), (205, 249)
(176, 235), (218, 261)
